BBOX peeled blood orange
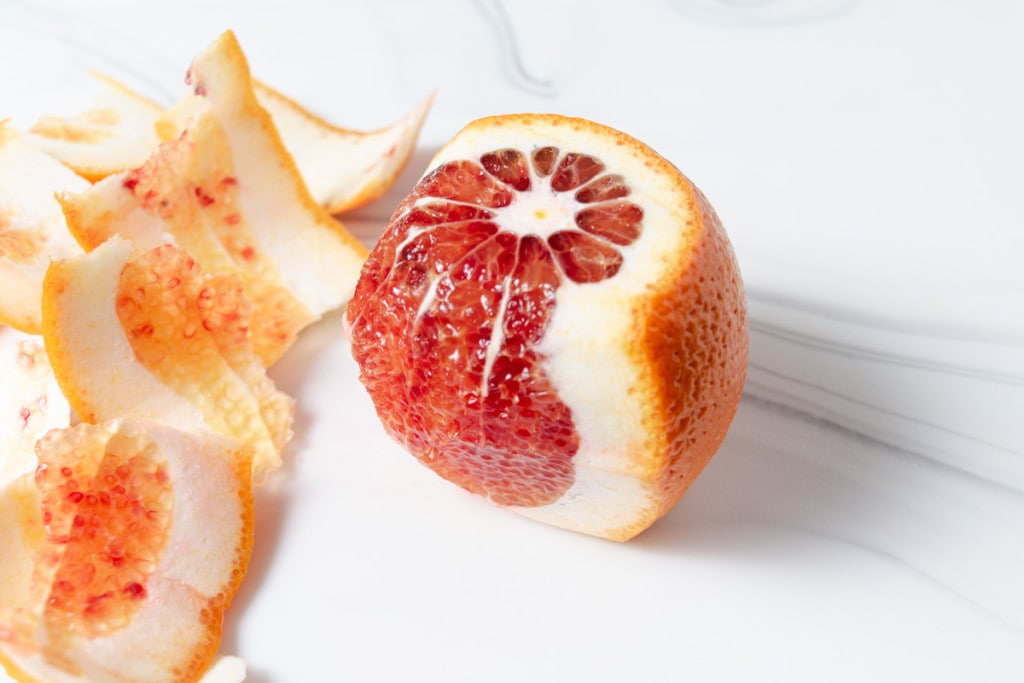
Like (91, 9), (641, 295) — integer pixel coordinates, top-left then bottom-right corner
(347, 114), (748, 541)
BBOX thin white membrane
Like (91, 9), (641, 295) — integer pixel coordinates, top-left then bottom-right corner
(481, 269), (514, 399)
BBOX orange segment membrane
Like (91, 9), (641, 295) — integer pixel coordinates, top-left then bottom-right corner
(350, 146), (645, 507)
(35, 426), (171, 641)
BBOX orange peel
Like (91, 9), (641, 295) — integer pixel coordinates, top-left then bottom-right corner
(0, 124), (89, 333)
(0, 336), (71, 487)
(41, 236), (293, 482)
(61, 110), (318, 367)
(160, 82), (432, 216)
(250, 83), (432, 215)
(0, 420), (253, 683)
(64, 31), (370, 365)
(23, 72), (164, 184)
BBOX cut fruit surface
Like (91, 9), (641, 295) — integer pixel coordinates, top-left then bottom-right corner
(347, 114), (748, 541)
(0, 419), (253, 683)
(23, 72), (164, 183)
(0, 124), (89, 333)
(41, 236), (293, 482)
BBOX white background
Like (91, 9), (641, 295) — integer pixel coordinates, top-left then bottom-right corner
(2, 1), (1022, 681)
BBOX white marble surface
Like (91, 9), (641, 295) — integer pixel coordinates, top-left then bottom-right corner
(1, 1), (1022, 681)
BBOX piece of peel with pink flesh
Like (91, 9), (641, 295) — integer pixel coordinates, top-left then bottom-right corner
(41, 236), (293, 482)
(181, 30), (368, 318)
(0, 125), (89, 333)
(0, 420), (253, 683)
(63, 30), (371, 366)
(61, 110), (318, 367)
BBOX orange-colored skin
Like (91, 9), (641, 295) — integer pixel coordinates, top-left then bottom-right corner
(638, 185), (748, 535)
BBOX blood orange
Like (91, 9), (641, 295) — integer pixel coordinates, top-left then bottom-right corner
(347, 114), (748, 541)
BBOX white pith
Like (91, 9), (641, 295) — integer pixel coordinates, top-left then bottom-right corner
(0, 125), (89, 332)
(0, 337), (70, 487)
(48, 237), (207, 432)
(416, 120), (699, 539)
(187, 33), (366, 318)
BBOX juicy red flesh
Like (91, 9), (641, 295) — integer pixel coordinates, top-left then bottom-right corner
(349, 145), (644, 507)
(36, 432), (171, 638)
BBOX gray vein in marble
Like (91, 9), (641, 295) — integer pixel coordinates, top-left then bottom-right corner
(746, 364), (1022, 463)
(741, 388), (1023, 500)
(750, 317), (1024, 387)
(665, 0), (859, 26)
(472, 0), (558, 97)
(748, 287), (1024, 346)
(712, 394), (1024, 629)
(5, 4), (180, 104)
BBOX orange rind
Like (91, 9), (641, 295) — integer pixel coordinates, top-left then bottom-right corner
(0, 124), (89, 333)
(0, 420), (253, 683)
(63, 31), (370, 366)
(23, 72), (164, 184)
(181, 31), (368, 317)
(0, 336), (71, 487)
(160, 83), (432, 216)
(41, 236), (293, 482)
(61, 110), (318, 367)
(250, 83), (433, 215)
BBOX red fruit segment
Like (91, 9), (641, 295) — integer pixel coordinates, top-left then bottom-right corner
(531, 146), (559, 176)
(550, 153), (605, 192)
(548, 230), (623, 282)
(35, 426), (171, 641)
(417, 161), (514, 208)
(575, 174), (630, 203)
(481, 149), (531, 191)
(575, 201), (644, 246)
(349, 145), (644, 506)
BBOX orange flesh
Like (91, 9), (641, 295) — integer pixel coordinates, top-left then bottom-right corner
(35, 427), (171, 642)
(348, 147), (645, 507)
(114, 245), (269, 440)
